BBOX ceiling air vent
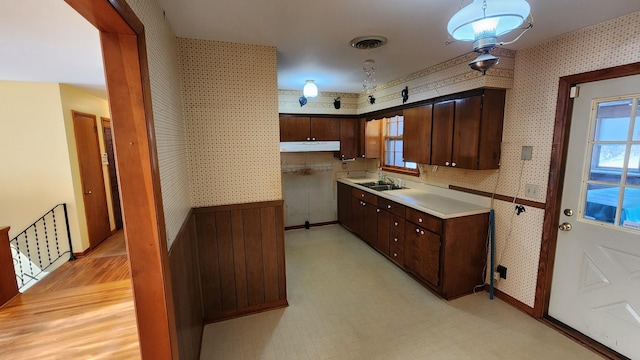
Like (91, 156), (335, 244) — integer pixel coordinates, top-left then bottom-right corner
(349, 36), (388, 50)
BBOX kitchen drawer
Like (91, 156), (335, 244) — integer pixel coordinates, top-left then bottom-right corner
(389, 231), (404, 249)
(390, 214), (405, 234)
(352, 188), (377, 205)
(389, 244), (404, 266)
(406, 208), (442, 234)
(378, 198), (406, 218)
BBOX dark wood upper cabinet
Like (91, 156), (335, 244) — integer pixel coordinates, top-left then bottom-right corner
(431, 89), (505, 170)
(279, 116), (310, 141)
(279, 116), (339, 141)
(403, 104), (433, 164)
(452, 96), (483, 169)
(310, 117), (340, 141)
(476, 89), (506, 169)
(431, 101), (455, 167)
(338, 118), (358, 160)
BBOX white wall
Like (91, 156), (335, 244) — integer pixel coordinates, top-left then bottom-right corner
(0, 81), (82, 250)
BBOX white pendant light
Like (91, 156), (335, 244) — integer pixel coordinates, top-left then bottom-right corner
(303, 80), (318, 98)
(448, 0), (530, 42)
(447, 0), (532, 74)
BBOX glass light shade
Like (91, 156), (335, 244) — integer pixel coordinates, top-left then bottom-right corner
(447, 0), (530, 41)
(303, 80), (318, 98)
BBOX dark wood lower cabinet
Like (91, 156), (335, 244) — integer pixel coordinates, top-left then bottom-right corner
(337, 182), (489, 300)
(363, 205), (378, 248)
(350, 196), (364, 238)
(337, 182), (352, 231)
(405, 224), (441, 286)
(194, 200), (287, 322)
(377, 210), (390, 256)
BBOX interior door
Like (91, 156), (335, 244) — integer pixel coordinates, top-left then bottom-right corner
(102, 117), (123, 230)
(72, 111), (111, 248)
(549, 75), (640, 359)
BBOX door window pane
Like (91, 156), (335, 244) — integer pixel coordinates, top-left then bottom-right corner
(621, 187), (640, 228)
(627, 144), (640, 173)
(594, 100), (632, 141)
(584, 184), (619, 224)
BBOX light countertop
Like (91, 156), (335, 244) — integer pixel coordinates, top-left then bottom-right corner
(339, 177), (490, 219)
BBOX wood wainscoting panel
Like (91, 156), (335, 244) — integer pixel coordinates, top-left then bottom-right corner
(194, 201), (287, 322)
(168, 212), (204, 360)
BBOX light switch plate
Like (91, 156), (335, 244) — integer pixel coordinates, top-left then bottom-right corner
(521, 146), (533, 160)
(525, 184), (540, 199)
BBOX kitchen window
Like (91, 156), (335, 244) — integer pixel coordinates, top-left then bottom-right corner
(382, 115), (418, 175)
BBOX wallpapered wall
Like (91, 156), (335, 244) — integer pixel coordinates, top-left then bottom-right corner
(125, 0), (192, 248)
(278, 48), (515, 114)
(491, 11), (640, 306)
(177, 38), (282, 207)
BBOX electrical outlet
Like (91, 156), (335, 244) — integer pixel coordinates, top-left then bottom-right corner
(497, 265), (507, 279)
(493, 272), (500, 281)
(525, 184), (540, 199)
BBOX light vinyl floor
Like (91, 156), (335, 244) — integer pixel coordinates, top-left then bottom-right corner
(200, 224), (600, 360)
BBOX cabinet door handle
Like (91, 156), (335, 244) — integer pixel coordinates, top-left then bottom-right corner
(387, 205), (391, 209)
(393, 253), (398, 258)
(394, 238), (398, 242)
(420, 230), (425, 235)
(376, 209), (380, 213)
(394, 222), (398, 226)
(452, 162), (456, 167)
(415, 228), (419, 233)
(312, 137), (316, 141)
(361, 194), (365, 198)
(418, 218), (423, 223)
(445, 161), (450, 166)
(307, 137), (310, 140)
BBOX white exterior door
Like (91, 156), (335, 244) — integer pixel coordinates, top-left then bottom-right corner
(549, 74), (640, 359)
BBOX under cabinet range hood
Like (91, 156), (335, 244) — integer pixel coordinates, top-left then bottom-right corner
(279, 141), (340, 152)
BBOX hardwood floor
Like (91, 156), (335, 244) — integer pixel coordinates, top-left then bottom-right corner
(0, 231), (140, 359)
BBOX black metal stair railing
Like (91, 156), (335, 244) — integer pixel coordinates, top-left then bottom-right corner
(9, 203), (75, 291)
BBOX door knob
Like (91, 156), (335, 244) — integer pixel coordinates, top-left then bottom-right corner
(559, 222), (572, 231)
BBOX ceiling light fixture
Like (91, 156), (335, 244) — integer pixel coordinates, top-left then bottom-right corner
(350, 36), (388, 96)
(362, 58), (377, 94)
(447, 0), (533, 74)
(303, 80), (318, 98)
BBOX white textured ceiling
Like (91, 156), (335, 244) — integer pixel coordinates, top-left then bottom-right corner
(1, 0), (639, 96)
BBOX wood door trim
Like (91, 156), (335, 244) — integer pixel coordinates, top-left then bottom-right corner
(64, 0), (178, 359)
(534, 62), (640, 323)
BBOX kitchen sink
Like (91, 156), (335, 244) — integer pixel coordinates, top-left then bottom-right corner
(358, 182), (378, 187)
(358, 182), (403, 191)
